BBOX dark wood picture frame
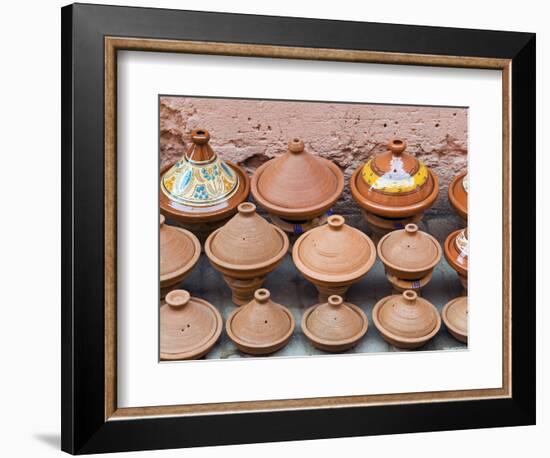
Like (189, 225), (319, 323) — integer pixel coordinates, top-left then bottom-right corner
(61, 3), (536, 454)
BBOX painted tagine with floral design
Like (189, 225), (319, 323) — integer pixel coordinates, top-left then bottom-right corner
(444, 227), (468, 291)
(448, 170), (468, 221)
(251, 138), (344, 240)
(160, 129), (250, 242)
(204, 203), (289, 305)
(350, 139), (439, 241)
(441, 296), (468, 343)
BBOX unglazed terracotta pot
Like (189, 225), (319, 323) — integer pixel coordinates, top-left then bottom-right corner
(160, 290), (223, 360)
(251, 138), (344, 235)
(292, 214), (377, 301)
(204, 202), (289, 305)
(160, 215), (201, 298)
(448, 171), (468, 221)
(441, 296), (468, 343)
(226, 288), (294, 355)
(301, 295), (368, 352)
(160, 129), (250, 242)
(350, 139), (439, 240)
(444, 228), (468, 290)
(377, 223), (441, 292)
(372, 290), (441, 349)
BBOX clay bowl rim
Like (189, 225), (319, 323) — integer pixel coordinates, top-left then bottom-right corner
(301, 302), (369, 350)
(372, 295), (442, 347)
(160, 297), (223, 361)
(225, 303), (295, 353)
(159, 161), (251, 224)
(448, 171), (468, 220)
(441, 296), (468, 343)
(204, 224), (289, 274)
(386, 271), (433, 290)
(160, 226), (201, 287)
(349, 167), (439, 218)
(443, 228), (468, 277)
(376, 227), (442, 277)
(250, 157), (344, 220)
(291, 224), (377, 284)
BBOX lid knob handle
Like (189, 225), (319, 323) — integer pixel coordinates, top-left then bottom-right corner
(238, 202), (256, 216)
(328, 295), (344, 307)
(166, 290), (191, 308)
(327, 215), (345, 230)
(405, 223), (418, 234)
(254, 288), (271, 304)
(389, 139), (407, 156)
(288, 138), (305, 154)
(402, 290), (418, 304)
(191, 129), (210, 145)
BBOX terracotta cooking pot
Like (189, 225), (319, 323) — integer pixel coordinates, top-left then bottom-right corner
(448, 171), (468, 221)
(160, 290), (223, 360)
(372, 290), (441, 349)
(301, 295), (368, 352)
(444, 228), (468, 290)
(441, 296), (468, 343)
(160, 215), (201, 298)
(205, 202), (289, 305)
(226, 288), (294, 355)
(292, 214), (377, 301)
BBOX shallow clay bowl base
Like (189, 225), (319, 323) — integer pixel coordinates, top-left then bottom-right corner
(442, 296), (468, 344)
(386, 271), (432, 295)
(362, 211), (422, 244)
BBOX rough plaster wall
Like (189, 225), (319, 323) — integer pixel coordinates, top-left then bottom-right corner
(160, 97), (468, 216)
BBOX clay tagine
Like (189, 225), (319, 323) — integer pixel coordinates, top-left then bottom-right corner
(160, 290), (223, 360)
(444, 228), (468, 291)
(448, 171), (468, 221)
(160, 215), (201, 298)
(372, 290), (441, 349)
(441, 296), (468, 343)
(301, 295), (368, 352)
(226, 288), (294, 355)
(251, 138), (344, 239)
(350, 139), (439, 242)
(292, 214), (376, 301)
(204, 202), (289, 305)
(160, 129), (250, 242)
(377, 223), (441, 294)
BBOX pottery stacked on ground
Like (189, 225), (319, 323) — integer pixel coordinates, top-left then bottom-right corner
(160, 129), (250, 243)
(205, 202), (289, 305)
(350, 139), (439, 242)
(251, 138), (344, 242)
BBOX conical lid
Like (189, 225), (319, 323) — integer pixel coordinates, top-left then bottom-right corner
(159, 215), (200, 286)
(160, 290), (223, 360)
(374, 290), (440, 341)
(302, 296), (368, 346)
(444, 228), (468, 277)
(350, 139), (439, 218)
(161, 129), (240, 207)
(206, 202), (288, 268)
(226, 289), (294, 352)
(251, 138), (344, 219)
(448, 171), (468, 220)
(292, 215), (376, 282)
(378, 224), (441, 276)
(442, 296), (468, 342)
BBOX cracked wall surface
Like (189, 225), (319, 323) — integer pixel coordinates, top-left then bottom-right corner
(160, 96), (468, 216)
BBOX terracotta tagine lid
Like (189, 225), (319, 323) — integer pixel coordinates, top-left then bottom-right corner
(301, 295), (368, 352)
(160, 129), (250, 224)
(442, 296), (468, 343)
(292, 215), (377, 285)
(226, 289), (295, 355)
(350, 139), (439, 218)
(205, 202), (289, 275)
(160, 215), (201, 290)
(160, 290), (223, 360)
(444, 228), (468, 278)
(372, 290), (441, 349)
(448, 171), (468, 220)
(251, 138), (344, 220)
(377, 223), (442, 280)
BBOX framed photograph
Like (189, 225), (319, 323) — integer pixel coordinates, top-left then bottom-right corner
(61, 3), (536, 454)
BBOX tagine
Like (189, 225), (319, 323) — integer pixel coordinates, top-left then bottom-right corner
(350, 139), (439, 241)
(372, 290), (441, 349)
(226, 289), (294, 355)
(160, 290), (223, 360)
(448, 171), (468, 221)
(377, 223), (441, 294)
(204, 202), (289, 305)
(160, 129), (250, 242)
(301, 295), (368, 352)
(292, 214), (377, 301)
(251, 138), (344, 240)
(160, 215), (201, 298)
(441, 296), (468, 343)
(444, 228), (468, 291)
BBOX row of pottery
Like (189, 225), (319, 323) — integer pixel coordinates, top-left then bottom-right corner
(160, 129), (468, 243)
(160, 288), (468, 360)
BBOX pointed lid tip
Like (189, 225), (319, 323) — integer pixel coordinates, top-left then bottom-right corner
(166, 290), (191, 308)
(327, 214), (345, 229)
(389, 138), (407, 155)
(328, 295), (344, 306)
(254, 288), (271, 303)
(288, 137), (305, 154)
(403, 290), (418, 302)
(190, 128), (210, 145)
(237, 202), (256, 215)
